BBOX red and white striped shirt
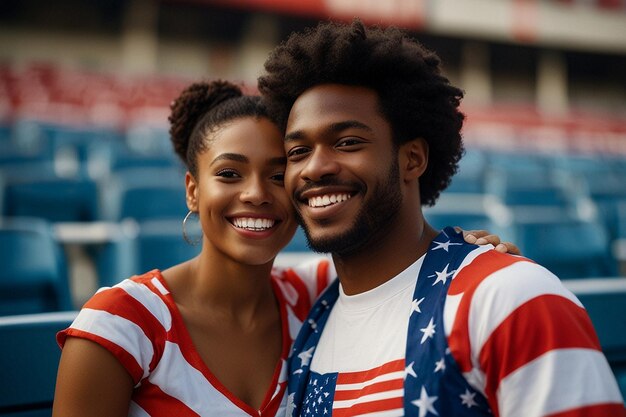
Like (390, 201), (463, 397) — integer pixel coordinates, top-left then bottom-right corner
(307, 245), (625, 417)
(58, 258), (334, 417)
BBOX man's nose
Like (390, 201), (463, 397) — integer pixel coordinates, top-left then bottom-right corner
(300, 147), (340, 182)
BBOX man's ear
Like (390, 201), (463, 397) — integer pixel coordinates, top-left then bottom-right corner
(185, 172), (199, 212)
(399, 138), (428, 183)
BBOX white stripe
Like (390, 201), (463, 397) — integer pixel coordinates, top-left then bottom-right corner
(151, 277), (169, 295)
(333, 389), (404, 410)
(115, 279), (173, 331)
(128, 401), (151, 417)
(498, 348), (624, 417)
(467, 261), (581, 367)
(336, 371), (404, 390)
(149, 341), (243, 415)
(344, 409), (404, 417)
(443, 293), (462, 336)
(286, 304), (304, 341)
(71, 308), (153, 382)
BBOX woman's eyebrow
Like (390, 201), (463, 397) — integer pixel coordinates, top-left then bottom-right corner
(210, 153), (286, 166)
(210, 153), (248, 166)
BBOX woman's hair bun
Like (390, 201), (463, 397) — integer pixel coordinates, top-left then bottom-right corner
(169, 80), (243, 164)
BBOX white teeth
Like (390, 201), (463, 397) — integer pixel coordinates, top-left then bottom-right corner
(232, 217), (275, 231)
(308, 193), (351, 208)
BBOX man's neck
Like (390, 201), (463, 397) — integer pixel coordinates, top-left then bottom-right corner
(331, 215), (438, 295)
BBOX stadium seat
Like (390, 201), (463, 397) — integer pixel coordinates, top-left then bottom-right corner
(424, 193), (514, 242)
(4, 175), (101, 222)
(134, 218), (201, 274)
(563, 278), (626, 400)
(0, 217), (73, 315)
(0, 311), (78, 416)
(513, 218), (617, 279)
(100, 167), (187, 222)
(445, 149), (487, 194)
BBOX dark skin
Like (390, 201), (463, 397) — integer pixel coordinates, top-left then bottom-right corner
(284, 83), (479, 294)
(53, 118), (293, 416)
(52, 104), (518, 417)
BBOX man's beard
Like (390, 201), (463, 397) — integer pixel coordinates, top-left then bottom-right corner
(297, 157), (403, 257)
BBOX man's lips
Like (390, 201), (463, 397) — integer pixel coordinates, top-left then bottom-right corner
(307, 193), (352, 208)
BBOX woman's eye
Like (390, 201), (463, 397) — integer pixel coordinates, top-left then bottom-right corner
(216, 169), (240, 178)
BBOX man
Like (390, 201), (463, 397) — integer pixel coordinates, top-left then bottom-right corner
(258, 20), (625, 416)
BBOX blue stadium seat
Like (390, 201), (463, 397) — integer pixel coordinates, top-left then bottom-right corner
(563, 278), (626, 400)
(135, 219), (201, 274)
(4, 175), (101, 222)
(445, 149), (487, 194)
(0, 217), (73, 315)
(0, 311), (77, 417)
(100, 167), (187, 222)
(513, 218), (617, 279)
(424, 194), (514, 242)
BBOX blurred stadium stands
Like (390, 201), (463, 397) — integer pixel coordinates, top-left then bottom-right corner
(0, 0), (625, 402)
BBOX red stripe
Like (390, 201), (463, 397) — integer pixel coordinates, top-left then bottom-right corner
(86, 282), (167, 371)
(134, 380), (202, 416)
(333, 397), (404, 417)
(61, 328), (144, 383)
(334, 378), (404, 401)
(337, 359), (405, 384)
(480, 294), (602, 402)
(282, 268), (313, 321)
(315, 259), (330, 298)
(448, 251), (528, 372)
(546, 403), (626, 417)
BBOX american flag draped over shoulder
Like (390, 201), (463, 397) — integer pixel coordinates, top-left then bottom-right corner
(287, 227), (491, 417)
(287, 227), (625, 416)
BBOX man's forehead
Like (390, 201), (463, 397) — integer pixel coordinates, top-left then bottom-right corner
(286, 84), (382, 130)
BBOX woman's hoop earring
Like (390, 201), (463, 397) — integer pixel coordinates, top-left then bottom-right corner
(182, 210), (202, 246)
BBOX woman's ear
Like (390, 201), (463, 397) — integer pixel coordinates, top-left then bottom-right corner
(185, 172), (199, 212)
(400, 138), (428, 183)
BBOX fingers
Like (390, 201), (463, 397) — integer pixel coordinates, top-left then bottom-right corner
(497, 242), (521, 255)
(459, 228), (521, 255)
(462, 229), (499, 246)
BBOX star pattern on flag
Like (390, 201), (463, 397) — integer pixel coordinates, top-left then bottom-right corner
(405, 361), (417, 379)
(297, 346), (315, 368)
(434, 358), (446, 373)
(412, 297), (425, 314)
(411, 386), (439, 417)
(429, 264), (455, 286)
(288, 228), (493, 417)
(420, 317), (436, 344)
(460, 389), (478, 408)
(302, 374), (336, 417)
(432, 239), (463, 252)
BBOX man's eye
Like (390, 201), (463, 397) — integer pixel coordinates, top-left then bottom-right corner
(271, 173), (285, 182)
(337, 138), (363, 147)
(287, 147), (310, 158)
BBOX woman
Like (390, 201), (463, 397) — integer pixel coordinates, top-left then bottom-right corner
(52, 80), (516, 417)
